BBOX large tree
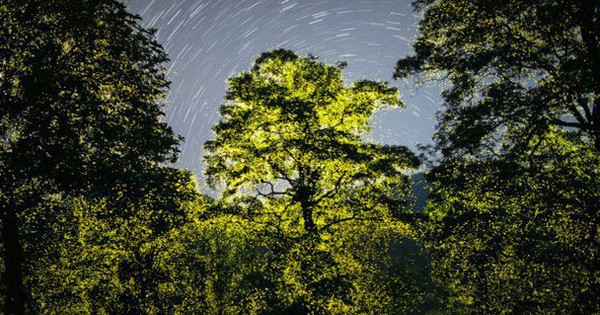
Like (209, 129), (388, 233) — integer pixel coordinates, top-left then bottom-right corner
(0, 0), (180, 312)
(203, 49), (432, 313)
(395, 1), (600, 312)
(423, 130), (600, 313)
(205, 49), (419, 235)
(395, 0), (600, 157)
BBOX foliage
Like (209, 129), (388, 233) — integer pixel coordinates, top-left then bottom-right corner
(423, 130), (600, 313)
(395, 0), (600, 157)
(205, 49), (420, 233)
(203, 49), (435, 313)
(161, 205), (439, 315)
(397, 1), (600, 313)
(9, 0), (599, 312)
(23, 168), (204, 314)
(156, 213), (273, 314)
(0, 0), (180, 311)
(0, 0), (180, 190)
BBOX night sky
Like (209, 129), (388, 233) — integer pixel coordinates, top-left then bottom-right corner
(125, 0), (440, 187)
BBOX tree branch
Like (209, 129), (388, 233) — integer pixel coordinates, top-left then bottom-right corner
(577, 97), (594, 122)
(313, 171), (347, 204)
(267, 159), (296, 185)
(567, 102), (588, 126)
(551, 119), (588, 129)
(255, 180), (291, 198)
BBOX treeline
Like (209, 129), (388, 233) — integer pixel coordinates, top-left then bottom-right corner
(1, 0), (598, 314)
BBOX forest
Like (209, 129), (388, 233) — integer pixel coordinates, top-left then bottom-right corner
(1, 0), (599, 314)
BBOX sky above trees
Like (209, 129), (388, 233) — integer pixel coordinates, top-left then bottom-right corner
(126, 0), (440, 181)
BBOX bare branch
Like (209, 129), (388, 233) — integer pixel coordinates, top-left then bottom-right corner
(567, 102), (588, 125)
(268, 160), (296, 185)
(577, 97), (594, 122)
(255, 180), (291, 198)
(551, 119), (588, 129)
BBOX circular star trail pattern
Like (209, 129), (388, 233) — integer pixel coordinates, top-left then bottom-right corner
(126, 0), (440, 186)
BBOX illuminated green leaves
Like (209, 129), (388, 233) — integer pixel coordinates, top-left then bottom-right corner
(201, 50), (432, 313)
(423, 130), (600, 313)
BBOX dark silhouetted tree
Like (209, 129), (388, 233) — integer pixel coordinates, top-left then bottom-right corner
(0, 0), (180, 312)
(395, 0), (600, 157)
(423, 130), (600, 313)
(396, 1), (600, 312)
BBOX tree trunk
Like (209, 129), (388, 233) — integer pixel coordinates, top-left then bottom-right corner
(593, 97), (600, 151)
(1, 203), (27, 315)
(577, 0), (600, 151)
(295, 179), (318, 234)
(301, 200), (317, 233)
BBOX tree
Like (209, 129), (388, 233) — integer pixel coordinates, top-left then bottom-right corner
(395, 0), (600, 157)
(423, 130), (600, 313)
(203, 49), (433, 313)
(24, 167), (204, 314)
(394, 1), (600, 312)
(156, 212), (274, 314)
(0, 0), (180, 312)
(205, 49), (419, 235)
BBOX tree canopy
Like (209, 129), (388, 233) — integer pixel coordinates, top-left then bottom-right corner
(0, 0), (180, 312)
(423, 130), (600, 313)
(203, 49), (434, 313)
(1, 0), (180, 190)
(205, 49), (420, 235)
(395, 1), (600, 313)
(395, 0), (600, 158)
(4, 0), (599, 313)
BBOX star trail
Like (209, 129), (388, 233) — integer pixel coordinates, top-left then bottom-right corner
(125, 0), (440, 185)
